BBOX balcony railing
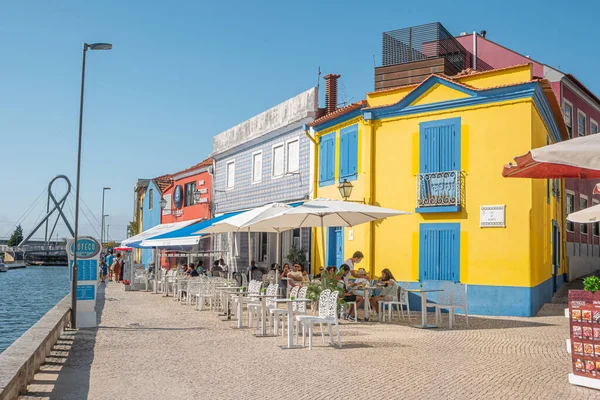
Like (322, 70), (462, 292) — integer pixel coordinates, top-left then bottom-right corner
(416, 170), (461, 209)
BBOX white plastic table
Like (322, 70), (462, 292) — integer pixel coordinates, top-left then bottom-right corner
(272, 298), (312, 349)
(250, 294), (280, 337)
(407, 289), (443, 328)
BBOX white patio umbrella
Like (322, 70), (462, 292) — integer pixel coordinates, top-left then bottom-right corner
(196, 203), (294, 276)
(567, 203), (600, 223)
(244, 198), (410, 268)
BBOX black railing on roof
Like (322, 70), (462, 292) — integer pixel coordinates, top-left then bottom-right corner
(382, 22), (493, 72)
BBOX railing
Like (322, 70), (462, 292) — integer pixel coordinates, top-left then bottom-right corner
(416, 170), (461, 208)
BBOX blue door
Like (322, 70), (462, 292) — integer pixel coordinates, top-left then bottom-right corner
(335, 227), (344, 267)
(419, 223), (460, 282)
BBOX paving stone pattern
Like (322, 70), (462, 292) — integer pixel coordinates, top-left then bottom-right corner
(22, 284), (600, 400)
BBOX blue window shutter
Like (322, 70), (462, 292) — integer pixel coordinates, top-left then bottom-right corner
(419, 223), (460, 282)
(327, 137), (335, 181)
(419, 118), (461, 173)
(339, 124), (358, 179)
(318, 138), (326, 183)
(319, 133), (336, 185)
(349, 127), (358, 175)
(339, 133), (347, 178)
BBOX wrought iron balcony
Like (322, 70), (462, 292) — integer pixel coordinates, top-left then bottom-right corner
(416, 170), (462, 211)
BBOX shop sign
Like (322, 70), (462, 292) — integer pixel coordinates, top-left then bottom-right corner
(174, 185), (183, 209)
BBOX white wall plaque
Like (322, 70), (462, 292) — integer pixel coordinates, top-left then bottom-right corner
(197, 188), (208, 194)
(195, 197), (208, 204)
(198, 180), (205, 186)
(480, 205), (506, 228)
(348, 229), (354, 241)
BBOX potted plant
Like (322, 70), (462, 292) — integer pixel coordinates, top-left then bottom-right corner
(121, 279), (132, 291)
(285, 247), (307, 267)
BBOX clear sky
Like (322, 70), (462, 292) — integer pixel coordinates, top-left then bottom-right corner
(1, 0), (598, 242)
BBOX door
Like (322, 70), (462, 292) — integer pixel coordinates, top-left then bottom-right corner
(419, 223), (460, 282)
(335, 227), (344, 267)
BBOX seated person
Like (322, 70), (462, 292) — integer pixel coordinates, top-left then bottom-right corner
(369, 268), (397, 314)
(313, 266), (325, 279)
(189, 263), (200, 277)
(338, 264), (362, 320)
(349, 268), (370, 312)
(287, 263), (305, 287)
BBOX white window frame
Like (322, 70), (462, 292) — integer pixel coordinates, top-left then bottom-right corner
(566, 190), (575, 233)
(285, 137), (300, 175)
(563, 100), (573, 138)
(251, 151), (262, 184)
(271, 142), (285, 179)
(578, 109), (587, 137)
(591, 119), (598, 135)
(593, 199), (600, 236)
(226, 160), (235, 190)
(581, 194), (589, 235)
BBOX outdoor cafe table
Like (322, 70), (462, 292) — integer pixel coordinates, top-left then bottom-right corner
(215, 286), (241, 317)
(360, 286), (379, 320)
(251, 294), (281, 337)
(407, 289), (443, 329)
(272, 298), (312, 349)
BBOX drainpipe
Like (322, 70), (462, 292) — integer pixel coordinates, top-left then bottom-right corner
(364, 112), (375, 279)
(304, 125), (319, 273)
(472, 32), (477, 70)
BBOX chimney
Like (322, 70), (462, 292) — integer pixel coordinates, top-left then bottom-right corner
(324, 73), (341, 114)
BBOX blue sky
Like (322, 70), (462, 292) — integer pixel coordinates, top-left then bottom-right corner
(1, 0), (598, 241)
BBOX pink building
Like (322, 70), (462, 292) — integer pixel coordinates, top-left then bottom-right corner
(457, 32), (600, 280)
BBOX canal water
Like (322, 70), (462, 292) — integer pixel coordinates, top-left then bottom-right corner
(0, 266), (70, 353)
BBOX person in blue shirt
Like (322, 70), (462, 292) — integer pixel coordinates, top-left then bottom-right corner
(105, 251), (114, 280)
(100, 261), (108, 283)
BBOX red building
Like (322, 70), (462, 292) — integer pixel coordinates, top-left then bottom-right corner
(456, 32), (600, 280)
(159, 158), (213, 268)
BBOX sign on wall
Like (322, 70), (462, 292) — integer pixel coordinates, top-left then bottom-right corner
(480, 205), (506, 228)
(173, 185), (183, 209)
(162, 194), (172, 216)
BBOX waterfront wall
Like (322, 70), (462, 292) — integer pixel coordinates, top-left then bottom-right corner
(0, 295), (71, 400)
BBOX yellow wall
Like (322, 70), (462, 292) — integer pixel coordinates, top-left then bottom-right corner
(313, 117), (373, 274)
(314, 65), (563, 293)
(373, 101), (537, 286)
(458, 65), (532, 89)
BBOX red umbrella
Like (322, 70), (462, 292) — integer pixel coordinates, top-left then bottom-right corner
(503, 134), (600, 179)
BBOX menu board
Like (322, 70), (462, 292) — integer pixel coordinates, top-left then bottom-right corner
(569, 291), (600, 378)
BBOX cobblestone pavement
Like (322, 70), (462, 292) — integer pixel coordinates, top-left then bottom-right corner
(21, 283), (600, 400)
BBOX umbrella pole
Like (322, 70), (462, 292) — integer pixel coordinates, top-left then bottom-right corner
(320, 217), (326, 270)
(247, 228), (252, 283)
(275, 229), (281, 284)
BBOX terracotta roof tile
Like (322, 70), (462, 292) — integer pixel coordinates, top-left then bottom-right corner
(152, 174), (173, 194)
(172, 157), (213, 176)
(307, 101), (366, 128)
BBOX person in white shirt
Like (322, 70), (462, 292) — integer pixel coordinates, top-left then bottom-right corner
(344, 251), (364, 271)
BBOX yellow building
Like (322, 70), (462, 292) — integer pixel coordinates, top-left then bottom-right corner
(307, 64), (568, 316)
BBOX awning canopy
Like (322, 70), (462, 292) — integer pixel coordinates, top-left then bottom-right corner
(121, 219), (202, 248)
(140, 211), (242, 248)
(503, 133), (600, 178)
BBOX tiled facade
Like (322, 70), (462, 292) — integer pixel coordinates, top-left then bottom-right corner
(211, 88), (317, 272)
(213, 127), (311, 213)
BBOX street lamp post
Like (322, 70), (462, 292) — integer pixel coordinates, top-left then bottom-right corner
(102, 214), (109, 242)
(72, 42), (112, 328)
(101, 187), (111, 244)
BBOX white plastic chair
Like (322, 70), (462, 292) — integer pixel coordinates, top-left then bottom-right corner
(379, 282), (410, 322)
(296, 290), (342, 350)
(270, 286), (299, 336)
(435, 283), (468, 329)
(297, 290), (341, 350)
(248, 284), (278, 330)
